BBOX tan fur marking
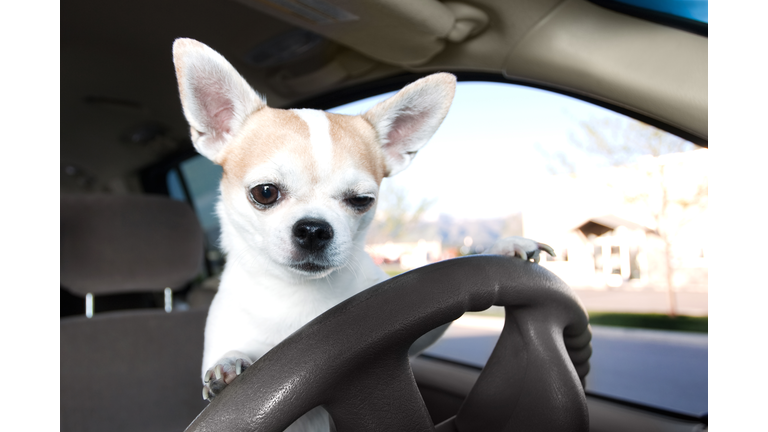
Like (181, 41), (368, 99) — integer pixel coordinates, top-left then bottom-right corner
(325, 113), (386, 184)
(218, 107), (314, 188)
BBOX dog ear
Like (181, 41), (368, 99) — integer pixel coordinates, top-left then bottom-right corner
(363, 73), (456, 177)
(173, 38), (266, 162)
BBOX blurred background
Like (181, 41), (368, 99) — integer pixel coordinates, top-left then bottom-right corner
(173, 81), (708, 321)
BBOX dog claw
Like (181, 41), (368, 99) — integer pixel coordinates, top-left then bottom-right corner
(514, 245), (528, 261)
(203, 357), (253, 402)
(486, 237), (556, 264)
(538, 242), (556, 258)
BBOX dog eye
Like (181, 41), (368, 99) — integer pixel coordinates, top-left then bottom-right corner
(249, 184), (280, 206)
(346, 196), (374, 209)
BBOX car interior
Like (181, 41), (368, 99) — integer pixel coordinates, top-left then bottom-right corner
(61, 0), (707, 430)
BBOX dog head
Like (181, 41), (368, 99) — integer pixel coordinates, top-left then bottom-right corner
(173, 38), (455, 279)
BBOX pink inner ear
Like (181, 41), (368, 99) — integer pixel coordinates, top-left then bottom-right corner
(386, 109), (428, 152)
(193, 81), (235, 136)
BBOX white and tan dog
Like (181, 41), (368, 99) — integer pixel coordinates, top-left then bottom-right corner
(173, 38), (553, 431)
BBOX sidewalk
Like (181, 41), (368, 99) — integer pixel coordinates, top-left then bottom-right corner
(572, 289), (708, 316)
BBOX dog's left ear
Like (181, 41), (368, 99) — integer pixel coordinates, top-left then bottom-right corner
(363, 73), (456, 177)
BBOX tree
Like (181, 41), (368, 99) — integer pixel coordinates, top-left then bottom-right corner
(551, 116), (707, 317)
(366, 182), (436, 243)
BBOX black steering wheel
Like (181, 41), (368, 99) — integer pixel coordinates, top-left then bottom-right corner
(185, 255), (592, 432)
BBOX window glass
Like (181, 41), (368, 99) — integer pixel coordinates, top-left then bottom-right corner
(179, 156), (223, 247)
(172, 156), (224, 274)
(611, 0), (707, 23)
(331, 82), (708, 416)
(166, 168), (187, 202)
(170, 82), (708, 416)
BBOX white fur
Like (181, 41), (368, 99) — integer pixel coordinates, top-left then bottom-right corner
(293, 109), (334, 174)
(173, 38), (550, 431)
(204, 156), (386, 431)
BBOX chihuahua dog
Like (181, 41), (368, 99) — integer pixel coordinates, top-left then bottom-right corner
(173, 38), (553, 431)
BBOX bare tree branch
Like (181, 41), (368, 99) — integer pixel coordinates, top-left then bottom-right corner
(564, 116), (706, 317)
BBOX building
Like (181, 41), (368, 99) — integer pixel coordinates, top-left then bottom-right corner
(523, 150), (708, 292)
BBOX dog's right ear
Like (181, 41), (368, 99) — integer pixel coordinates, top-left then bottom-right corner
(173, 38), (265, 163)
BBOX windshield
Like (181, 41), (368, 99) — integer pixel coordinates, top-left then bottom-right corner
(610, 0), (707, 23)
(331, 82), (708, 417)
(172, 81), (708, 417)
(590, 0), (707, 35)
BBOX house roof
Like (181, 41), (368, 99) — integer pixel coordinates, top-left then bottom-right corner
(576, 215), (656, 237)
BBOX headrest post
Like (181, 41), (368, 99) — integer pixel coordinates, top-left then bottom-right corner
(164, 288), (173, 313)
(85, 293), (94, 318)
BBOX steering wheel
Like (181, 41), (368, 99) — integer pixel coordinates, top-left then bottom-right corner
(184, 255), (592, 432)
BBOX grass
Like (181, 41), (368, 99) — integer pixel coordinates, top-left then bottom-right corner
(383, 268), (707, 333)
(467, 308), (707, 333)
(587, 312), (708, 333)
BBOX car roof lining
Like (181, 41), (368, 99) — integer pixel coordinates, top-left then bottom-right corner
(243, 0), (706, 142)
(500, 0), (707, 142)
(292, 71), (707, 148)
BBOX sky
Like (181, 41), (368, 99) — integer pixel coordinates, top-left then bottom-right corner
(329, 81), (632, 220)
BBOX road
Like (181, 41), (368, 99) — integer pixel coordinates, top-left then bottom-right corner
(422, 315), (708, 417)
(572, 289), (708, 316)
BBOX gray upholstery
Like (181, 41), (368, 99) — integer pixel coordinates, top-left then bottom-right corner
(61, 194), (204, 295)
(61, 308), (209, 432)
(61, 194), (210, 431)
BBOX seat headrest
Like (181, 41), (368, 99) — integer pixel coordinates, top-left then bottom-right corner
(61, 194), (204, 296)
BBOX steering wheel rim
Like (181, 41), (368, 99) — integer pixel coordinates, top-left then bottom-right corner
(185, 255), (591, 432)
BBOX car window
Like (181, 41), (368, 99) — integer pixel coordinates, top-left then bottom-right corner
(589, 0), (707, 36)
(169, 81), (707, 416)
(167, 157), (225, 275)
(605, 0), (707, 23)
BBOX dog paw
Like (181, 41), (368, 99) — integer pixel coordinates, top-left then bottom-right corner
(202, 355), (252, 401)
(483, 236), (555, 264)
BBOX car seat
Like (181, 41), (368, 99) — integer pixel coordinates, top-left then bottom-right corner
(61, 194), (208, 432)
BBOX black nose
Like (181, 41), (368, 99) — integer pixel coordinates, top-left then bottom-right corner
(292, 219), (334, 252)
